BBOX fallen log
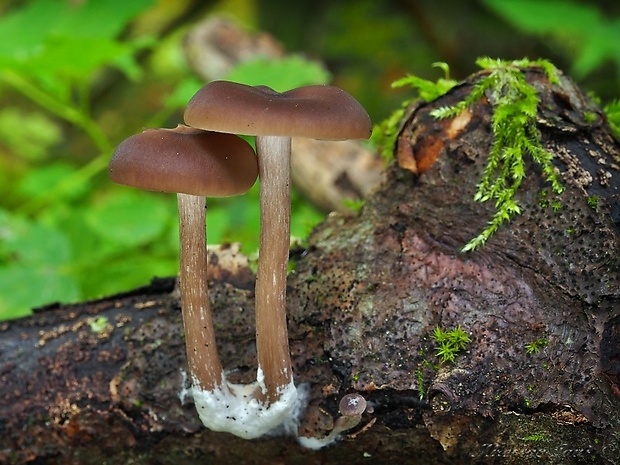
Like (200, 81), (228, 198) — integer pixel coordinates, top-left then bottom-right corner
(1, 65), (619, 465)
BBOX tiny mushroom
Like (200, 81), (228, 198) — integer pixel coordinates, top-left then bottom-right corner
(109, 124), (258, 397)
(297, 393), (368, 449)
(184, 81), (372, 410)
(335, 393), (367, 432)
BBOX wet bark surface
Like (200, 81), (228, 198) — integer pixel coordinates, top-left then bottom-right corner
(1, 68), (619, 464)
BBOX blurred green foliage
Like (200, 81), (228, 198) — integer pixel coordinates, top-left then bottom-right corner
(0, 0), (618, 320)
(225, 56), (331, 91)
(483, 0), (620, 80)
(605, 100), (620, 137)
(0, 0), (326, 319)
(0, 0), (166, 318)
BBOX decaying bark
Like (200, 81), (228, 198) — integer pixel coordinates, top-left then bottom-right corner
(1, 68), (619, 464)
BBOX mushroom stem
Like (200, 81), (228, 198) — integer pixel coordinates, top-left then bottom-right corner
(255, 135), (294, 402)
(177, 193), (223, 391)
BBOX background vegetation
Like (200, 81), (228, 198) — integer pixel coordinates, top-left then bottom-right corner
(0, 0), (618, 320)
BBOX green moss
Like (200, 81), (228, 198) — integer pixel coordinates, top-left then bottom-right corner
(415, 359), (439, 400)
(432, 58), (564, 251)
(342, 198), (365, 213)
(415, 366), (425, 399)
(522, 432), (547, 442)
(432, 325), (471, 364)
(89, 316), (109, 334)
(379, 57), (566, 252)
(525, 337), (549, 354)
(371, 62), (457, 161)
(587, 195), (600, 212)
(583, 111), (597, 123)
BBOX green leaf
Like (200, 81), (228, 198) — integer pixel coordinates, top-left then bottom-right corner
(20, 35), (152, 83)
(0, 0), (63, 63)
(0, 107), (62, 162)
(570, 24), (620, 78)
(163, 76), (205, 109)
(0, 0), (155, 83)
(482, 0), (601, 35)
(291, 191), (324, 239)
(85, 190), (174, 248)
(78, 253), (177, 300)
(16, 162), (88, 202)
(0, 209), (78, 319)
(482, 0), (620, 78)
(0, 0), (154, 64)
(55, 210), (112, 267)
(0, 264), (80, 319)
(50, 0), (154, 39)
(205, 204), (231, 246)
(206, 184), (261, 253)
(225, 56), (331, 92)
(0, 210), (72, 266)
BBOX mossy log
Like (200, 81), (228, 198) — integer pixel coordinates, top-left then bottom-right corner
(1, 67), (619, 465)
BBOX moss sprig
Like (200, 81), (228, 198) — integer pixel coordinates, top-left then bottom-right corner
(432, 58), (564, 251)
(525, 337), (549, 354)
(432, 325), (471, 364)
(376, 58), (566, 251)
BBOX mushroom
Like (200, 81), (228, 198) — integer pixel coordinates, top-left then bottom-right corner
(297, 393), (368, 449)
(108, 124), (257, 396)
(184, 81), (372, 407)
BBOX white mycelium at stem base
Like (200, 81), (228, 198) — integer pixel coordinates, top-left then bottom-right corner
(189, 368), (300, 439)
(179, 189), (300, 439)
(254, 135), (295, 403)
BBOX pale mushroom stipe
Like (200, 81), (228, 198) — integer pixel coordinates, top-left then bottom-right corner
(184, 82), (372, 420)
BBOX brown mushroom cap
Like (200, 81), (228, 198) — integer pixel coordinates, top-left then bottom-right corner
(109, 125), (258, 196)
(184, 81), (372, 140)
(338, 393), (367, 417)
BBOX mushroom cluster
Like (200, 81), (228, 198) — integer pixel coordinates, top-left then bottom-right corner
(109, 81), (371, 441)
